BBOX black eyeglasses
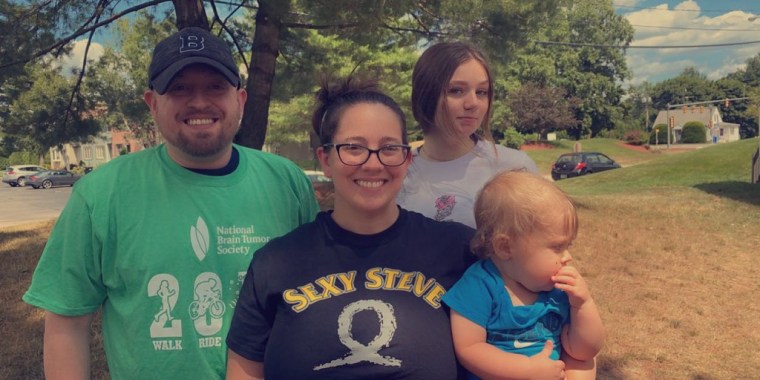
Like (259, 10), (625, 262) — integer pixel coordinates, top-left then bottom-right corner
(323, 143), (411, 167)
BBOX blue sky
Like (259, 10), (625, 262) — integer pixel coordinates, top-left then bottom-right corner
(614, 0), (760, 86)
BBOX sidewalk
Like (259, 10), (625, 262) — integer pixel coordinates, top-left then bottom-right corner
(0, 216), (58, 229)
(648, 143), (716, 151)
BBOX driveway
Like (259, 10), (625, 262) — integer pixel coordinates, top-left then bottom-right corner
(0, 184), (72, 228)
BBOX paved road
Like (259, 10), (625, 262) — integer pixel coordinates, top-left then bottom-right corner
(0, 184), (72, 228)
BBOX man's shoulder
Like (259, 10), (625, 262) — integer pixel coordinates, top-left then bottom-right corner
(236, 145), (296, 166)
(235, 145), (306, 176)
(76, 148), (159, 186)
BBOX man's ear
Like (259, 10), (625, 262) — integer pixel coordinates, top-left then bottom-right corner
(237, 88), (247, 114)
(144, 90), (155, 110)
(491, 233), (512, 260)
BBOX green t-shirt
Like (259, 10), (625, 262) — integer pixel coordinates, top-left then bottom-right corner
(24, 144), (319, 379)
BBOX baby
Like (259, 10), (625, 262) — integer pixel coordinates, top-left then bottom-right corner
(443, 171), (604, 379)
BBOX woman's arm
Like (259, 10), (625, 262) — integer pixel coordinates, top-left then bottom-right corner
(450, 310), (565, 380)
(226, 349), (264, 380)
(43, 311), (95, 380)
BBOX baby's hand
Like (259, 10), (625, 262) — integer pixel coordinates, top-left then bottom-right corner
(552, 266), (592, 307)
(529, 340), (566, 380)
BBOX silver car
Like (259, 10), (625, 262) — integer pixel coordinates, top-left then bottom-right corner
(2, 165), (48, 187)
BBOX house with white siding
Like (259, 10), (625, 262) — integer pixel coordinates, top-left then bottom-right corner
(652, 106), (740, 144)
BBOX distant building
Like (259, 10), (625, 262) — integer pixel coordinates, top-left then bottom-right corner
(49, 130), (147, 170)
(652, 106), (740, 144)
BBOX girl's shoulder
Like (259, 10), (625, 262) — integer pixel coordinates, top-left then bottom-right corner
(475, 140), (538, 173)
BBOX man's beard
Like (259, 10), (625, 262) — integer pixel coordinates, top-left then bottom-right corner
(176, 130), (228, 157)
(172, 121), (240, 158)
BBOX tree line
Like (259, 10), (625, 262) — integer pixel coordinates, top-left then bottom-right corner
(0, 0), (758, 162)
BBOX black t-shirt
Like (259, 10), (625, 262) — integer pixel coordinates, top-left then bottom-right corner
(227, 208), (475, 379)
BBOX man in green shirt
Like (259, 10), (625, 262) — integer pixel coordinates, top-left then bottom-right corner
(24, 27), (319, 380)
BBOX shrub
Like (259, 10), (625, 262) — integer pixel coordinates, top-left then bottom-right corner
(555, 130), (573, 140)
(649, 124), (671, 145)
(500, 128), (526, 149)
(8, 151), (39, 165)
(681, 122), (707, 143)
(624, 130), (647, 145)
(522, 132), (540, 143)
(597, 128), (625, 140)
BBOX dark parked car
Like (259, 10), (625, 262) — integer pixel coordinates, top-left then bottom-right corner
(551, 152), (621, 180)
(27, 170), (82, 189)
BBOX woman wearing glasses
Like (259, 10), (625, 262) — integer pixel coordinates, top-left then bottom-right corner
(226, 77), (475, 379)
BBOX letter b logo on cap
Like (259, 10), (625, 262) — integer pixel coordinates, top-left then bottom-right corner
(180, 35), (205, 53)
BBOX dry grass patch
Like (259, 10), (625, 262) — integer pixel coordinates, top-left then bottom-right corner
(573, 188), (760, 379)
(0, 221), (54, 380)
(0, 220), (109, 380)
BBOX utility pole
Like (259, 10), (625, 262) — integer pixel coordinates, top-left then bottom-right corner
(666, 105), (671, 148)
(645, 96), (650, 131)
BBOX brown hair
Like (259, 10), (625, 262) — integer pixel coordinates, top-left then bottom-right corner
(411, 41), (494, 142)
(312, 75), (407, 146)
(470, 171), (579, 259)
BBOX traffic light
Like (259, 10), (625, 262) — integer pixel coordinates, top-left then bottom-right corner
(668, 116), (675, 129)
(724, 98), (730, 107)
(682, 106), (687, 113)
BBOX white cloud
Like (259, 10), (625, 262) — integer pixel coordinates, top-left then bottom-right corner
(621, 1), (760, 85)
(614, 0), (643, 8)
(706, 62), (745, 80)
(52, 39), (105, 75)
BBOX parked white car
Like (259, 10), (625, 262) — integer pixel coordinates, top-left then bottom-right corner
(2, 165), (47, 187)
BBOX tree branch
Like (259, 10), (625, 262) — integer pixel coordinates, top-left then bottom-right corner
(281, 21), (362, 30)
(0, 0), (170, 70)
(63, 0), (108, 133)
(208, 0), (250, 69)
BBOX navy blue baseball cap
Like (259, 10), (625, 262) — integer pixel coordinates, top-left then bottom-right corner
(148, 27), (240, 94)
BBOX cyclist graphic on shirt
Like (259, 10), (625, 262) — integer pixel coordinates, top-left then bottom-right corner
(190, 278), (225, 320)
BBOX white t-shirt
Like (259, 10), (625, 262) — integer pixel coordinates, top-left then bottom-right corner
(397, 140), (538, 228)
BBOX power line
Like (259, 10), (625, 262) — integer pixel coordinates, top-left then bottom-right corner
(613, 3), (759, 14)
(532, 39), (760, 49)
(630, 24), (760, 32)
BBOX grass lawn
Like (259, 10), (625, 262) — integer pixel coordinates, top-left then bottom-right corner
(3, 138), (759, 379)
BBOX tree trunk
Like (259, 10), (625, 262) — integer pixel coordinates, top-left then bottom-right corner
(235, 0), (287, 150)
(172, 0), (209, 30)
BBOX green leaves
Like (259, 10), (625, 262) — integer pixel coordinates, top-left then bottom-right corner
(6, 64), (99, 153)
